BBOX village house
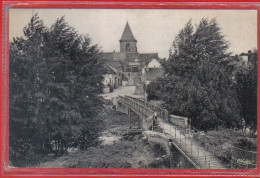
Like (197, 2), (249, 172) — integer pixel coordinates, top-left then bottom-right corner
(102, 64), (122, 93)
(141, 58), (164, 85)
(226, 50), (257, 69)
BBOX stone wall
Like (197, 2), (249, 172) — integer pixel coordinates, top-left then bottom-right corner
(135, 83), (145, 95)
(143, 131), (171, 153)
(169, 115), (188, 129)
(143, 130), (194, 168)
(128, 76), (141, 86)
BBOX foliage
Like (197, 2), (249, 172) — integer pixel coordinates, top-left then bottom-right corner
(147, 18), (255, 131)
(9, 14), (105, 166)
(234, 54), (257, 131)
(234, 137), (257, 151)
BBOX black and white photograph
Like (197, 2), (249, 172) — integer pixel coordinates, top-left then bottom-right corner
(9, 9), (257, 169)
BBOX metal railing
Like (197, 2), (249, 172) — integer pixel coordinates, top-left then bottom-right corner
(118, 95), (210, 169)
(190, 125), (257, 169)
(118, 96), (154, 118)
(166, 123), (212, 168)
(124, 95), (169, 120)
(118, 95), (256, 169)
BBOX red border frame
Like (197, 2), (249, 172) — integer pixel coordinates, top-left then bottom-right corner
(1, 1), (260, 177)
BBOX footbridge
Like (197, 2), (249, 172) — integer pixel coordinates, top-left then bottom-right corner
(116, 95), (226, 169)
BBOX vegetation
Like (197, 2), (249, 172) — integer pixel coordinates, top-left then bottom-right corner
(9, 14), (105, 166)
(147, 18), (257, 132)
(38, 105), (167, 168)
(235, 55), (257, 131)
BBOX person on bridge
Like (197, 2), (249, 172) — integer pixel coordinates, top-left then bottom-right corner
(153, 111), (158, 124)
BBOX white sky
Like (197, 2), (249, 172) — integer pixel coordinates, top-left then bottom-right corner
(9, 9), (257, 59)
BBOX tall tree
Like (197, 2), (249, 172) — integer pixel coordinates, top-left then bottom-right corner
(147, 18), (240, 130)
(166, 20), (194, 76)
(9, 14), (105, 166)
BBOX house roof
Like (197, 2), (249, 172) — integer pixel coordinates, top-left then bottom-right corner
(102, 52), (127, 62)
(147, 59), (162, 68)
(107, 61), (122, 71)
(103, 64), (117, 75)
(120, 22), (137, 42)
(139, 53), (159, 61)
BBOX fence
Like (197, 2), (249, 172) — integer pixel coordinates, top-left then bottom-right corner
(189, 125), (257, 169)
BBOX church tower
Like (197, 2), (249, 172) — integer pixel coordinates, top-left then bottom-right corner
(119, 22), (137, 53)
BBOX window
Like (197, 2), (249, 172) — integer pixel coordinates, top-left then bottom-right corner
(126, 43), (130, 51)
(131, 67), (139, 72)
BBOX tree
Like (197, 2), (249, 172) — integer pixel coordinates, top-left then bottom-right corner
(166, 20), (194, 76)
(147, 18), (241, 130)
(235, 54), (257, 132)
(9, 14), (105, 166)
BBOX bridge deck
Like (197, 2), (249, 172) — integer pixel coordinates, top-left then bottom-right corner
(158, 118), (226, 169)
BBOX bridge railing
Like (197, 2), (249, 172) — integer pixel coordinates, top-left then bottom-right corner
(118, 95), (210, 168)
(118, 96), (154, 117)
(124, 95), (169, 120)
(165, 123), (211, 169)
(189, 125), (257, 168)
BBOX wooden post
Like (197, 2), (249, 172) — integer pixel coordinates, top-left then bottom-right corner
(128, 109), (131, 128)
(230, 148), (233, 169)
(189, 119), (191, 135)
(191, 141), (193, 156)
(205, 154), (207, 168)
(138, 116), (141, 129)
(185, 135), (186, 150)
(169, 149), (172, 168)
(221, 146), (223, 162)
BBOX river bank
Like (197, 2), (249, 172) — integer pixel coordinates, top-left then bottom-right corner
(39, 104), (171, 168)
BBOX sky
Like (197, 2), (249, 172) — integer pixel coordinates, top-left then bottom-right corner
(9, 9), (257, 59)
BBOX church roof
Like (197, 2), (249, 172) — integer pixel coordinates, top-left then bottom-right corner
(120, 22), (137, 42)
(139, 53), (158, 61)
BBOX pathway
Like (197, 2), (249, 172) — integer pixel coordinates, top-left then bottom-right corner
(100, 86), (144, 100)
(157, 118), (226, 169)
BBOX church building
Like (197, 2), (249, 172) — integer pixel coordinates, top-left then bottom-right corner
(102, 22), (160, 86)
